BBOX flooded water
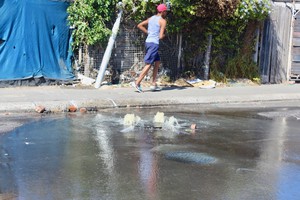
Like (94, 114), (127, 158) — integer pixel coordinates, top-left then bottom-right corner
(1, 107), (300, 200)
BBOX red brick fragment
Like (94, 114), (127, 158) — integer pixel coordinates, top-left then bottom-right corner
(191, 123), (197, 130)
(80, 107), (87, 113)
(68, 105), (77, 112)
(35, 105), (46, 113)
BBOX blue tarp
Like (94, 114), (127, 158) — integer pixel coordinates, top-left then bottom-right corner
(0, 0), (74, 81)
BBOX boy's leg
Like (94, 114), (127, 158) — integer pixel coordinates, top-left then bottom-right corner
(152, 61), (160, 86)
(136, 63), (151, 85)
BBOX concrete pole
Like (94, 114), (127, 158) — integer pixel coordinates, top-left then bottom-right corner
(95, 4), (123, 88)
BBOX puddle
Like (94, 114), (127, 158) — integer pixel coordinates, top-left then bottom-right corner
(1, 107), (300, 199)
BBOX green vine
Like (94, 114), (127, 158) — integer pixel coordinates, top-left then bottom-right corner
(207, 0), (270, 81)
(234, 0), (271, 21)
(67, 0), (118, 48)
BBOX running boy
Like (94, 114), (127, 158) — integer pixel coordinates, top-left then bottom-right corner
(131, 4), (168, 92)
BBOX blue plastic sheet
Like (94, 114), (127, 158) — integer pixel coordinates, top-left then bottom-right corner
(0, 0), (74, 81)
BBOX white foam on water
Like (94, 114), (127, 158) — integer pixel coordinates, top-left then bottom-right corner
(162, 116), (181, 132)
(153, 112), (165, 124)
(93, 114), (124, 128)
(121, 114), (145, 133)
(123, 114), (141, 126)
(94, 114), (117, 123)
(119, 112), (182, 136)
(150, 144), (194, 153)
(24, 142), (35, 145)
(120, 125), (135, 133)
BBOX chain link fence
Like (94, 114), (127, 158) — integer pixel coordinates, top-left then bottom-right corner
(75, 24), (185, 84)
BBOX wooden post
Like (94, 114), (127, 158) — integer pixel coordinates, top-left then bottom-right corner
(84, 44), (90, 77)
(287, 0), (296, 81)
(177, 32), (182, 71)
(203, 34), (212, 80)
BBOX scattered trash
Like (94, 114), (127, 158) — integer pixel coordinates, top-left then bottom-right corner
(186, 78), (202, 85)
(198, 80), (216, 89)
(184, 78), (216, 89)
(77, 73), (95, 86)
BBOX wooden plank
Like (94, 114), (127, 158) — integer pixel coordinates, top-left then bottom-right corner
(290, 75), (300, 81)
(259, 19), (272, 83)
(291, 62), (300, 75)
(293, 26), (300, 31)
(293, 32), (300, 38)
(293, 38), (300, 46)
(292, 47), (300, 54)
(271, 5), (291, 83)
(291, 62), (300, 67)
(295, 13), (300, 19)
(293, 20), (300, 26)
(259, 4), (292, 83)
(293, 55), (300, 62)
(291, 68), (300, 74)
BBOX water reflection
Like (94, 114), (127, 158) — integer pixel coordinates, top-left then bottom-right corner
(138, 146), (158, 200)
(95, 125), (117, 199)
(0, 117), (71, 199)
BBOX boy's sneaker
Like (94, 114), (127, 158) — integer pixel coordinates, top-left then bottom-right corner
(130, 82), (143, 93)
(150, 85), (162, 91)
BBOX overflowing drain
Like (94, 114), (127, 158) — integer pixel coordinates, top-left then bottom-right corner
(165, 151), (217, 164)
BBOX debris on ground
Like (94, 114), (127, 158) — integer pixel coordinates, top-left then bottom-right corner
(192, 80), (217, 89)
(225, 78), (260, 87)
(77, 73), (95, 86)
(63, 72), (261, 90)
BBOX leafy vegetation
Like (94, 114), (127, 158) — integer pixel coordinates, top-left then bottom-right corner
(67, 0), (271, 81)
(67, 0), (118, 47)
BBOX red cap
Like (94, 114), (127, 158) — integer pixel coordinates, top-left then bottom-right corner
(157, 4), (167, 12)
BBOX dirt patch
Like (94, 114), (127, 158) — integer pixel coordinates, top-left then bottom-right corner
(0, 113), (41, 135)
(0, 193), (17, 200)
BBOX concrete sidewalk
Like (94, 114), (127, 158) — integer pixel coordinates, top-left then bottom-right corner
(0, 83), (299, 113)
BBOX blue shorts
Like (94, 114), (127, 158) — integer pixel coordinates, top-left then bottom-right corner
(144, 42), (160, 64)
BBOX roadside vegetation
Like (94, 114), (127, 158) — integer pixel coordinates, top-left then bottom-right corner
(67, 0), (270, 84)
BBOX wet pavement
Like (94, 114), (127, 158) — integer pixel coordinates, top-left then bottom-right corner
(1, 106), (300, 199)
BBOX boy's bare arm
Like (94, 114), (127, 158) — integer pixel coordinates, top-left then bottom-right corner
(137, 19), (149, 34)
(159, 19), (167, 40)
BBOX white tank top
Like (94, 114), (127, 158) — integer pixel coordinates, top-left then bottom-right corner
(146, 15), (161, 44)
